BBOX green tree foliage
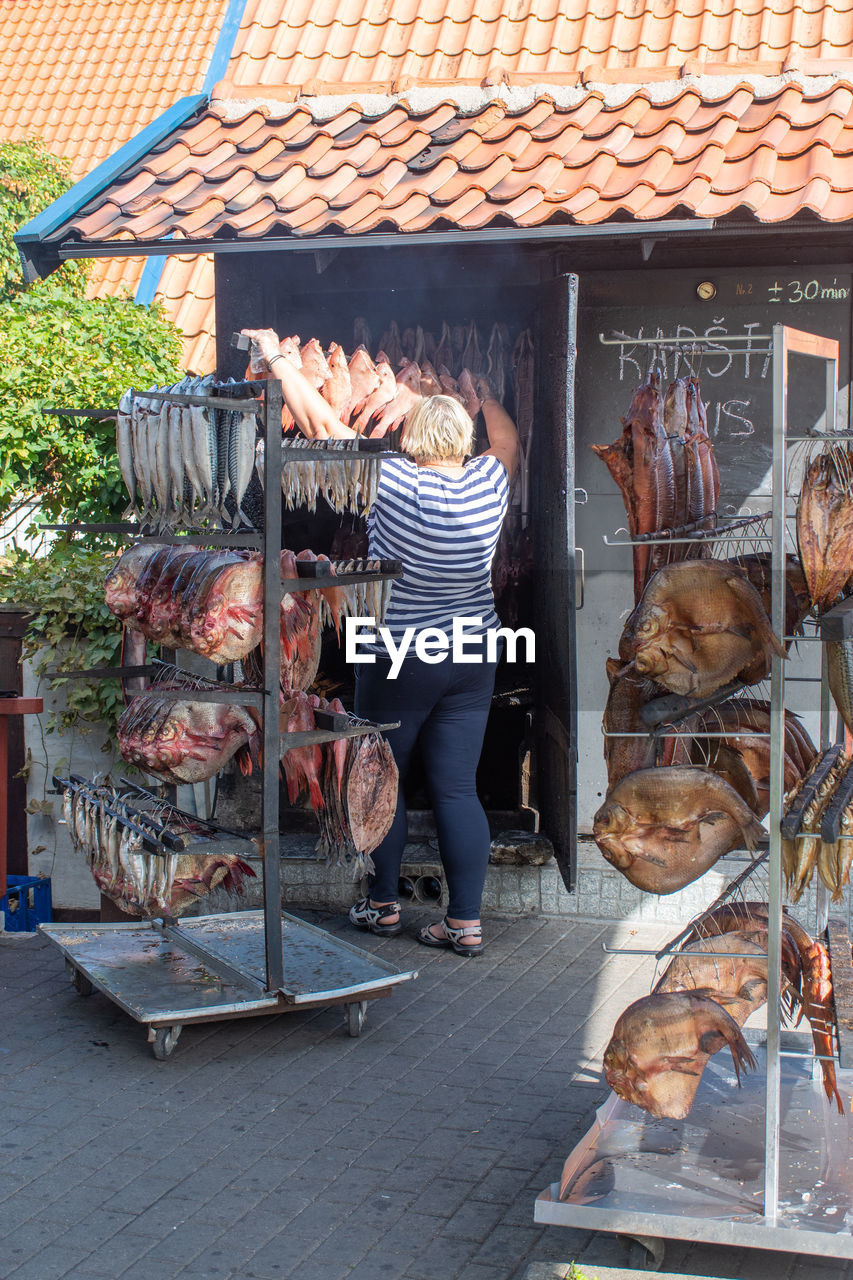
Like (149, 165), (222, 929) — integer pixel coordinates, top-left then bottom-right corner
(0, 140), (184, 734)
(0, 138), (79, 300)
(0, 138), (183, 524)
(0, 283), (183, 522)
(0, 540), (125, 736)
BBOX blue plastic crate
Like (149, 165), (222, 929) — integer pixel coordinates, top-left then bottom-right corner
(1, 875), (52, 932)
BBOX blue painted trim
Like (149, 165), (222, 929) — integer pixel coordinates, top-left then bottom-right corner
(203, 0), (248, 94)
(134, 241), (172, 306)
(130, 0), (247, 304)
(14, 94), (208, 245)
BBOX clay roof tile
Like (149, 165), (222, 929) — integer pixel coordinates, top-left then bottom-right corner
(29, 40), (853, 293)
(488, 155), (568, 202)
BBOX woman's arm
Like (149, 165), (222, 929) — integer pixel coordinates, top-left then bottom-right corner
(241, 328), (357, 440)
(476, 377), (519, 480)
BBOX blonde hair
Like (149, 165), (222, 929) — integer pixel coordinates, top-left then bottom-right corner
(402, 395), (474, 463)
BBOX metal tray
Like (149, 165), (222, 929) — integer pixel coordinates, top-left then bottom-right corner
(40, 909), (417, 1025)
(536, 1039), (853, 1258)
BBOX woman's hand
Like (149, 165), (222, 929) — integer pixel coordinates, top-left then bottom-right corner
(457, 369), (481, 421)
(241, 327), (281, 368)
(474, 375), (497, 406)
(240, 327), (357, 441)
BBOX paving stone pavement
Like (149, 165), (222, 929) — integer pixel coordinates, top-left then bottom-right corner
(1, 910), (851, 1280)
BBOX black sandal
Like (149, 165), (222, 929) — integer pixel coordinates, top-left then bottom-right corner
(417, 917), (484, 957)
(348, 897), (402, 936)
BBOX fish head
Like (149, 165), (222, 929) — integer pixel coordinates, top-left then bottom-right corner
(593, 798), (631, 837)
(633, 605), (668, 648)
(634, 633), (701, 693)
(349, 347), (375, 375)
(592, 801), (634, 868)
(301, 338), (331, 384)
(633, 644), (665, 678)
(595, 836), (632, 870)
(327, 342), (347, 371)
(603, 1038), (656, 1108)
(637, 1069), (701, 1120)
(664, 378), (689, 436)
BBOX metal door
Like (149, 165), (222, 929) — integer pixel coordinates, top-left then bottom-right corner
(532, 273), (578, 890)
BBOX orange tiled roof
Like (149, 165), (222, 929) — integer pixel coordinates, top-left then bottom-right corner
(0, 0), (227, 368)
(87, 254), (215, 372)
(0, 0), (228, 178)
(40, 78), (853, 248)
(16, 0), (853, 367)
(225, 0), (853, 90)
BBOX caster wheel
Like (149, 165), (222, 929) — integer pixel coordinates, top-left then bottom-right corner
(150, 1025), (182, 1060)
(345, 1001), (367, 1037)
(624, 1235), (665, 1271)
(66, 960), (93, 997)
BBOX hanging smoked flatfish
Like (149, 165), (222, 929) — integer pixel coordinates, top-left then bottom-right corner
(593, 765), (766, 894)
(797, 443), (853, 612)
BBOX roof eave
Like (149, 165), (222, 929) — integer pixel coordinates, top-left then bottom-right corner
(15, 94), (209, 282)
(50, 217), (719, 262)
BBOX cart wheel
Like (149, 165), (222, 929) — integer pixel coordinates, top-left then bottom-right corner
(345, 1001), (367, 1037)
(624, 1235), (665, 1271)
(66, 960), (93, 997)
(151, 1025), (182, 1060)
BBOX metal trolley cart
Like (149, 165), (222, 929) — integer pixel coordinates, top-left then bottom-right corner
(39, 373), (417, 1056)
(536, 326), (853, 1267)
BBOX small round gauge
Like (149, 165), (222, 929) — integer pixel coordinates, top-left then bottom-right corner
(696, 280), (717, 301)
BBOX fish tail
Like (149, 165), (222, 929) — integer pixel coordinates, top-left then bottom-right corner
(810, 1018), (845, 1113)
(781, 837), (798, 891)
(730, 1026), (758, 1082)
(818, 839), (842, 899)
(741, 813), (767, 851)
(838, 839), (853, 893)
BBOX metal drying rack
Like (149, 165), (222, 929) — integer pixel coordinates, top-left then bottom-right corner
(536, 326), (853, 1266)
(39, 369), (417, 1057)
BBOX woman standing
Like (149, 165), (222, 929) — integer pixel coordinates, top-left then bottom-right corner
(243, 329), (519, 955)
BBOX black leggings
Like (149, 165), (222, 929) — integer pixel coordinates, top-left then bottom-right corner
(354, 651), (499, 919)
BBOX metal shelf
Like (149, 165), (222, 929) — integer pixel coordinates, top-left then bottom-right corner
(565, 324), (850, 1261)
(40, 369), (416, 1051)
(281, 719), (399, 751)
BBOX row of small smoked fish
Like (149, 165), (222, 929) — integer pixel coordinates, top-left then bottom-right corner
(259, 437), (384, 514)
(281, 690), (398, 876)
(62, 782), (255, 917)
(117, 377), (257, 531)
(593, 373), (720, 604)
(256, 321), (534, 526)
(783, 748), (853, 902)
(599, 900), (843, 1125)
(359, 318), (514, 397)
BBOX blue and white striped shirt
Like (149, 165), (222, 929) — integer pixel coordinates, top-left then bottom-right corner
(367, 454), (510, 652)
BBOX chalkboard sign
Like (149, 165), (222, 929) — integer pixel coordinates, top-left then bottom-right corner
(576, 265), (851, 504)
